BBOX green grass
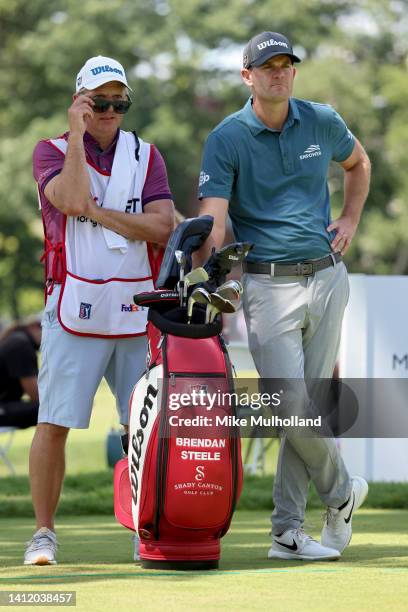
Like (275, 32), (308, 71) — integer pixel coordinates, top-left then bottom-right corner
(2, 381), (122, 477)
(1, 472), (408, 518)
(1, 510), (408, 611)
(2, 380), (279, 477)
(2, 378), (408, 517)
(2, 379), (408, 609)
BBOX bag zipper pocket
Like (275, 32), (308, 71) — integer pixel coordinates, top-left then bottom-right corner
(169, 372), (225, 386)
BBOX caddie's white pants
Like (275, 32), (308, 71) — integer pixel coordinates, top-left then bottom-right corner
(38, 286), (147, 429)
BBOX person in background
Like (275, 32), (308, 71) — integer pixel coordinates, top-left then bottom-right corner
(0, 317), (41, 429)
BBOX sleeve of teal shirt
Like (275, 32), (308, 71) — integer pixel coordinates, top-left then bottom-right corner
(329, 108), (355, 163)
(198, 131), (236, 200)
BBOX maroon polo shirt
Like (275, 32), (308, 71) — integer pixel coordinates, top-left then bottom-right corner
(33, 130), (172, 283)
(33, 129), (172, 205)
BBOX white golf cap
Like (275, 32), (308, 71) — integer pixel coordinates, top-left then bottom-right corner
(75, 55), (132, 93)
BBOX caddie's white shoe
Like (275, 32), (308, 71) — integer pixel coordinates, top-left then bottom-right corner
(321, 476), (369, 553)
(132, 534), (140, 562)
(24, 527), (57, 565)
(268, 527), (340, 561)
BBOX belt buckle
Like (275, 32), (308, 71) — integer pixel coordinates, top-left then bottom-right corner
(297, 262), (314, 277)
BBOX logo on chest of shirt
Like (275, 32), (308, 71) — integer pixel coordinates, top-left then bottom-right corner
(299, 144), (322, 160)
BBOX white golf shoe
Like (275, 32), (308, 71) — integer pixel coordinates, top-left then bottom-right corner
(24, 527), (57, 565)
(321, 476), (369, 553)
(268, 527), (340, 561)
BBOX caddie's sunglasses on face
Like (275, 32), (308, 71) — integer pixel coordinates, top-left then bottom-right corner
(91, 97), (132, 114)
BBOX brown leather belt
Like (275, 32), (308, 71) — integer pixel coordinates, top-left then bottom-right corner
(242, 252), (342, 277)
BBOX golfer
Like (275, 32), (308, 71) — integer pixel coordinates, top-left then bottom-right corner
(25, 55), (174, 565)
(197, 32), (371, 560)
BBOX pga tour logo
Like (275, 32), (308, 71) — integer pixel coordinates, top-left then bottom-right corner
(199, 171), (210, 187)
(300, 144), (322, 160)
(79, 302), (92, 319)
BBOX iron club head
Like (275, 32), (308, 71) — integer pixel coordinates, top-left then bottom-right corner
(215, 280), (243, 302)
(210, 292), (236, 314)
(183, 267), (209, 300)
(187, 287), (212, 324)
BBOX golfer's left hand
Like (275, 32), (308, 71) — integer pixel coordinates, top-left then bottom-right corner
(327, 216), (358, 255)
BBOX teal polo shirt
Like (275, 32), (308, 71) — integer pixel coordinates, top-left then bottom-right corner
(198, 97), (355, 262)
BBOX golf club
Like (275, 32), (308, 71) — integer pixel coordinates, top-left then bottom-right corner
(204, 292), (236, 324)
(182, 267), (209, 305)
(210, 292), (236, 317)
(203, 242), (253, 289)
(175, 250), (186, 306)
(215, 280), (243, 302)
(156, 215), (214, 290)
(187, 287), (212, 324)
(206, 303), (220, 325)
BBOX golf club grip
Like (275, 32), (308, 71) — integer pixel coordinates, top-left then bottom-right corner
(134, 291), (179, 307)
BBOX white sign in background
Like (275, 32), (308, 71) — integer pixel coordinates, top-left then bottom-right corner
(227, 275), (408, 481)
(339, 275), (408, 482)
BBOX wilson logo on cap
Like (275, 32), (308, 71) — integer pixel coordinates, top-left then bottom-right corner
(257, 38), (289, 50)
(75, 55), (131, 93)
(90, 65), (124, 77)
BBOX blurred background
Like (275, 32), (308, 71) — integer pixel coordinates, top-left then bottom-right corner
(1, 0), (408, 320)
(1, 0), (408, 478)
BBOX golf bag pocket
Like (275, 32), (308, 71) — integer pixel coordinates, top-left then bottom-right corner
(164, 409), (237, 530)
(114, 458), (133, 531)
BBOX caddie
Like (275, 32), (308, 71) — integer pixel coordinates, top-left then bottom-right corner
(25, 55), (174, 565)
(197, 32), (371, 560)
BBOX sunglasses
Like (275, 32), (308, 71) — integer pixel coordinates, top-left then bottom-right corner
(91, 97), (132, 114)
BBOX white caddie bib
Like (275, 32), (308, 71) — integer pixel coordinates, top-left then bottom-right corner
(50, 131), (155, 337)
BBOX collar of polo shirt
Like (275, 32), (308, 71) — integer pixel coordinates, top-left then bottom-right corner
(239, 97), (301, 135)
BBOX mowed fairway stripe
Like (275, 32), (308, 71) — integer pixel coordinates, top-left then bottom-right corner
(0, 567), (351, 582)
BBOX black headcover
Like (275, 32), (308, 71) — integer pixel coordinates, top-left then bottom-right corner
(156, 216), (214, 289)
(203, 242), (254, 290)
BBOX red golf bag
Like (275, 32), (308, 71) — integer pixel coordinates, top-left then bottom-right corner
(114, 304), (243, 569)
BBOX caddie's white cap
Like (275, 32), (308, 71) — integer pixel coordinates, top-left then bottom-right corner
(75, 55), (132, 93)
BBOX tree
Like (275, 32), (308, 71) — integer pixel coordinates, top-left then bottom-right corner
(0, 0), (407, 316)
